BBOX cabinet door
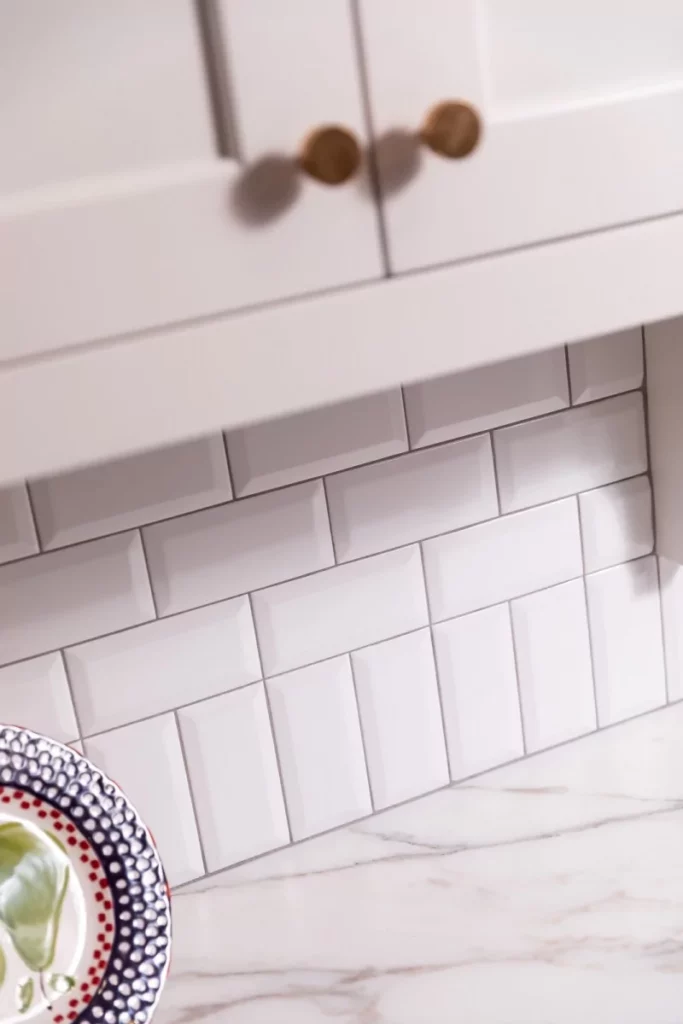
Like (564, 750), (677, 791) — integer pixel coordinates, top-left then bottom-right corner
(359, 0), (683, 273)
(0, 0), (383, 361)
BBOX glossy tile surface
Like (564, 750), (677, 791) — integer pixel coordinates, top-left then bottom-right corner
(227, 389), (407, 496)
(423, 498), (582, 621)
(143, 480), (334, 615)
(326, 435), (497, 561)
(567, 328), (643, 404)
(0, 531), (154, 663)
(351, 630), (449, 808)
(267, 657), (372, 839)
(66, 596), (260, 734)
(404, 347), (569, 447)
(494, 392), (647, 512)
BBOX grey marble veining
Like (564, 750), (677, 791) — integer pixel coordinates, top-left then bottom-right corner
(158, 704), (683, 1023)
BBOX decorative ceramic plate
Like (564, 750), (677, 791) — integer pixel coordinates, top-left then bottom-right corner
(0, 726), (171, 1024)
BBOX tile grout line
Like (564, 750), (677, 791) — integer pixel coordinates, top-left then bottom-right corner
(247, 592), (294, 844)
(0, 469), (650, 674)
(563, 344), (574, 406)
(417, 541), (453, 780)
(59, 649), (85, 745)
(173, 707), (209, 876)
(506, 600), (528, 755)
(172, 696), (676, 892)
(575, 493), (601, 729)
(640, 329), (671, 703)
(320, 477), (338, 565)
(3, 387), (644, 575)
(0, 548), (656, 685)
(24, 481), (44, 552)
(346, 653), (376, 813)
(398, 385), (413, 450)
(488, 430), (503, 515)
(137, 528), (160, 619)
(221, 431), (238, 500)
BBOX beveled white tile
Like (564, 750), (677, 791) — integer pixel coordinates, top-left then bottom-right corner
(422, 498), (582, 622)
(85, 713), (204, 887)
(267, 657), (371, 839)
(0, 531), (154, 665)
(178, 685), (289, 871)
(66, 596), (260, 735)
(660, 556), (683, 702)
(252, 546), (429, 676)
(511, 580), (596, 753)
(351, 630), (449, 809)
(30, 435), (232, 549)
(432, 604), (523, 778)
(586, 557), (666, 725)
(404, 348), (569, 448)
(579, 476), (653, 573)
(143, 480), (334, 616)
(326, 435), (497, 562)
(494, 392), (647, 513)
(0, 653), (78, 743)
(568, 328), (643, 405)
(0, 485), (38, 565)
(226, 390), (407, 496)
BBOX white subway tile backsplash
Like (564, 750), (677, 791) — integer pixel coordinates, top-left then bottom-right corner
(177, 685), (289, 871)
(423, 498), (582, 622)
(66, 597), (260, 735)
(659, 557), (683, 702)
(267, 657), (372, 839)
(586, 557), (666, 726)
(404, 348), (569, 448)
(326, 435), (497, 562)
(351, 630), (449, 809)
(0, 335), (663, 885)
(579, 476), (654, 573)
(30, 436), (232, 549)
(511, 580), (596, 752)
(85, 714), (204, 887)
(494, 393), (647, 513)
(252, 546), (429, 676)
(0, 653), (78, 743)
(0, 531), (154, 665)
(0, 485), (39, 565)
(568, 328), (643, 405)
(226, 390), (407, 496)
(432, 604), (524, 778)
(143, 480), (334, 616)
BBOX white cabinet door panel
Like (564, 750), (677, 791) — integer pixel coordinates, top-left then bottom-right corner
(1, 0), (383, 360)
(360, 0), (683, 273)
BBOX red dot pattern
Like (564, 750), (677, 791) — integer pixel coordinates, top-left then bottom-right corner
(0, 785), (116, 1023)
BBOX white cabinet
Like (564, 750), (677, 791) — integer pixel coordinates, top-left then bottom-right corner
(360, 0), (683, 273)
(6, 2), (683, 490)
(0, 0), (383, 360)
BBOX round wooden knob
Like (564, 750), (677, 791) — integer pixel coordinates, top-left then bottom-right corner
(420, 100), (481, 159)
(299, 125), (362, 185)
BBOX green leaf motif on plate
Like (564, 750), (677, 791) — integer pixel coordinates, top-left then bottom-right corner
(48, 973), (75, 995)
(0, 822), (70, 972)
(0, 943), (6, 990)
(16, 977), (33, 1014)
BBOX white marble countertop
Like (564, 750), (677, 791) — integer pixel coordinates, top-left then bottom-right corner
(158, 704), (683, 1023)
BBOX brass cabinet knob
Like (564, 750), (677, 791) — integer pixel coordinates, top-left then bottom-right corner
(420, 100), (481, 159)
(299, 125), (362, 185)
